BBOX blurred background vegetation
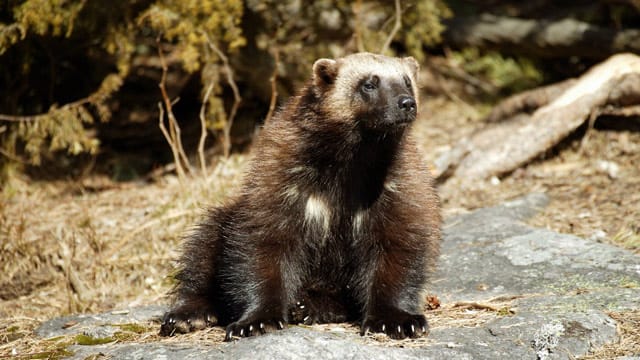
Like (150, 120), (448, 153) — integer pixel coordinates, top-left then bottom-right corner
(1, 0), (638, 183)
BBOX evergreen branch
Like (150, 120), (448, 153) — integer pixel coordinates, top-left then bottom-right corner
(0, 98), (90, 122)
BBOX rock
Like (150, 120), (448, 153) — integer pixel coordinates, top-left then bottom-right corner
(81, 325), (119, 340)
(35, 305), (165, 338)
(68, 327), (431, 360)
(36, 193), (640, 359)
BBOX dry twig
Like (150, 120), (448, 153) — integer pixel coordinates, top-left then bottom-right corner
(157, 103), (186, 180)
(203, 32), (242, 158)
(451, 301), (504, 312)
(380, 0), (402, 54)
(264, 48), (280, 124)
(198, 81), (215, 175)
(156, 38), (191, 179)
(353, 0), (367, 52)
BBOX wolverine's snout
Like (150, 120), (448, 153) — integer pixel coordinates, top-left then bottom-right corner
(393, 94), (417, 125)
(398, 95), (416, 114)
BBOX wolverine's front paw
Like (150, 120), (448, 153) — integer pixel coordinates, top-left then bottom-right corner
(360, 312), (428, 339)
(160, 306), (218, 336)
(224, 316), (286, 341)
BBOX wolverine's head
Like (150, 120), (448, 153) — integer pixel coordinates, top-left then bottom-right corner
(311, 52), (420, 132)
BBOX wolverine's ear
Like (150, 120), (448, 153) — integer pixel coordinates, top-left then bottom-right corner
(403, 56), (419, 81)
(313, 58), (338, 86)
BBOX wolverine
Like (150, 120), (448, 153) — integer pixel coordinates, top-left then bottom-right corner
(160, 52), (441, 341)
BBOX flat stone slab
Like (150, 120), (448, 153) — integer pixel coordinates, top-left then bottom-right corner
(36, 193), (640, 359)
(35, 305), (166, 339)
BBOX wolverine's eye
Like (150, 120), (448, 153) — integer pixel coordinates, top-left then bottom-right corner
(363, 82), (376, 92)
(362, 75), (379, 92)
(404, 75), (412, 89)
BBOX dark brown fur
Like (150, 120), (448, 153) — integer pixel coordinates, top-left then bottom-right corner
(160, 53), (441, 340)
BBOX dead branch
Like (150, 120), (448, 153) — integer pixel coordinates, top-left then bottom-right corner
(157, 103), (186, 180)
(157, 38), (191, 177)
(203, 32), (242, 158)
(425, 55), (483, 118)
(436, 53), (640, 183)
(198, 81), (215, 175)
(0, 113), (46, 122)
(264, 48), (280, 124)
(440, 49), (497, 94)
(353, 0), (366, 53)
(0, 147), (28, 163)
(600, 104), (640, 117)
(483, 78), (577, 122)
(380, 0), (402, 55)
(451, 301), (502, 312)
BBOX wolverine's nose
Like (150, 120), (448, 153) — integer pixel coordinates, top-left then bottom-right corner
(398, 95), (416, 113)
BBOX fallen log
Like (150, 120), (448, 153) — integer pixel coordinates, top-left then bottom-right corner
(444, 14), (640, 60)
(483, 79), (576, 123)
(435, 53), (640, 183)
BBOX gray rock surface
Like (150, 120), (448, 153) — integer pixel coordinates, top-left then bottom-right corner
(35, 305), (166, 338)
(36, 193), (640, 359)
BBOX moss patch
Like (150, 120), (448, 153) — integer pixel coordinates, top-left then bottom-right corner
(73, 334), (115, 346)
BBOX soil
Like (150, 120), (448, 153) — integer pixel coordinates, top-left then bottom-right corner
(1, 86), (638, 357)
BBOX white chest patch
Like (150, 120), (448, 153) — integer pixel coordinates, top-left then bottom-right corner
(304, 194), (331, 235)
(352, 210), (367, 238)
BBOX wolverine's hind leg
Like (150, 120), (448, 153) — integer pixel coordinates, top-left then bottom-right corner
(160, 207), (231, 336)
(160, 297), (219, 336)
(221, 253), (290, 341)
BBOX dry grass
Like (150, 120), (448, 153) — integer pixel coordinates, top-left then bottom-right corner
(0, 156), (246, 357)
(1, 93), (639, 357)
(578, 310), (640, 359)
